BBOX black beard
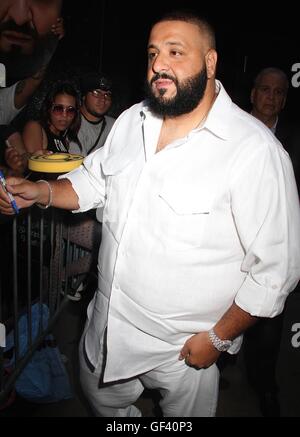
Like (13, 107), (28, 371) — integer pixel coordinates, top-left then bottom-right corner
(144, 67), (208, 117)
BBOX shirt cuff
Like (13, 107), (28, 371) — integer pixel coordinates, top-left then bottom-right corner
(235, 274), (285, 318)
(228, 334), (243, 354)
(58, 166), (104, 213)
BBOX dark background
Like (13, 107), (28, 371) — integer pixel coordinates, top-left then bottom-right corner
(52, 0), (300, 118)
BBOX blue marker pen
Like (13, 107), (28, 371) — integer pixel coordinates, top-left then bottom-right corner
(0, 170), (19, 214)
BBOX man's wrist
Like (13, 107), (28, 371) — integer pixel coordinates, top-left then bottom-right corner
(208, 328), (233, 352)
(36, 180), (52, 209)
(31, 65), (48, 81)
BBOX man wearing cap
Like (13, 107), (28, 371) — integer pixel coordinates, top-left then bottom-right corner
(69, 72), (115, 157)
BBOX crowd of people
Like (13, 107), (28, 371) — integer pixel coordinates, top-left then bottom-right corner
(0, 0), (116, 178)
(0, 2), (299, 419)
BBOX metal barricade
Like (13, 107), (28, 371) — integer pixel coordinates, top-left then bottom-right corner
(0, 206), (100, 407)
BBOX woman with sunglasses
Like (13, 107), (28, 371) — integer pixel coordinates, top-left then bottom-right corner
(22, 80), (82, 155)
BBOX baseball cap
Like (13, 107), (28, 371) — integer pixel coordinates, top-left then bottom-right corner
(80, 72), (112, 95)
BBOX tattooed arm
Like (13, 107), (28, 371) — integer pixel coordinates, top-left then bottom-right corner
(14, 65), (48, 109)
(14, 18), (65, 109)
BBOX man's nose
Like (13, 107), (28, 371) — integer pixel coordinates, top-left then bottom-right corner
(265, 89), (276, 101)
(7, 0), (33, 27)
(151, 53), (170, 74)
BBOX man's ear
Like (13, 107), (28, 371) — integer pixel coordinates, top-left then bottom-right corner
(205, 49), (218, 79)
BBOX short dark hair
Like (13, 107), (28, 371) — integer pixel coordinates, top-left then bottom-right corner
(152, 9), (216, 50)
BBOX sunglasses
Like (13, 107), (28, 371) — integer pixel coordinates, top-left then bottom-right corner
(51, 104), (77, 117)
(90, 89), (112, 100)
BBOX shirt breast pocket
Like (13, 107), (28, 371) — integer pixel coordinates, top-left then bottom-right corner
(158, 185), (212, 250)
(101, 156), (135, 237)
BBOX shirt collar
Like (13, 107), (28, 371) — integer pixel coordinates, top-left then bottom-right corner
(202, 80), (232, 141)
(270, 117), (278, 134)
(141, 80), (233, 141)
(250, 111), (278, 134)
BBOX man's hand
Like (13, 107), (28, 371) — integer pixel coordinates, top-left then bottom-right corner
(179, 331), (221, 369)
(51, 17), (65, 40)
(0, 177), (79, 214)
(0, 177), (41, 215)
(179, 303), (258, 369)
(14, 17), (65, 109)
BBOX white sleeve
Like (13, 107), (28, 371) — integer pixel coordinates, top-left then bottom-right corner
(59, 146), (107, 212)
(0, 83), (21, 124)
(232, 142), (300, 317)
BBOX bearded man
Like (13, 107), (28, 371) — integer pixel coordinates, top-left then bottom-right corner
(0, 10), (299, 417)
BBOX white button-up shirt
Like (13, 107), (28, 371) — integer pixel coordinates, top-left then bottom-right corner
(62, 81), (300, 382)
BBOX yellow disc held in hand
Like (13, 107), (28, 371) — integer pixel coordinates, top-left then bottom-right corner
(28, 153), (84, 173)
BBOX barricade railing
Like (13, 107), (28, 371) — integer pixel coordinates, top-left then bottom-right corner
(0, 205), (100, 407)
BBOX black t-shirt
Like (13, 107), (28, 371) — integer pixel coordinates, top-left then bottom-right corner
(44, 125), (68, 153)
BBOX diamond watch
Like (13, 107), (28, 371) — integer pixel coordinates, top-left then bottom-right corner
(208, 328), (233, 352)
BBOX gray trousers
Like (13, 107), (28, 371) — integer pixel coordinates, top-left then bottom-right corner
(79, 333), (219, 417)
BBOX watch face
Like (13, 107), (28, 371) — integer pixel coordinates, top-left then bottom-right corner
(220, 341), (232, 351)
(208, 329), (232, 352)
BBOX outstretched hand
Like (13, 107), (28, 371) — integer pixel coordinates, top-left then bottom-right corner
(0, 177), (40, 215)
(179, 331), (221, 369)
(51, 17), (65, 40)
